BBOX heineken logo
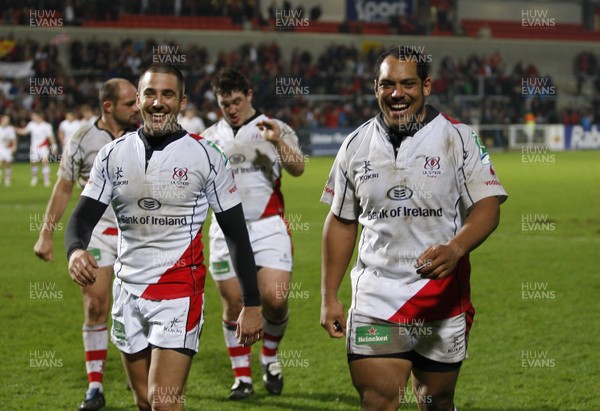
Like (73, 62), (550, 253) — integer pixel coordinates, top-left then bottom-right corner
(112, 320), (126, 341)
(356, 325), (391, 345)
(211, 260), (231, 275)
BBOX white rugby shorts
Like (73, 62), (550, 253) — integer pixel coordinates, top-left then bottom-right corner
(0, 149), (13, 162)
(347, 308), (469, 364)
(111, 279), (204, 354)
(87, 224), (118, 268)
(29, 146), (49, 162)
(209, 215), (292, 281)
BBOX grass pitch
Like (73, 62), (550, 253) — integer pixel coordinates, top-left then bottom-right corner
(0, 151), (598, 410)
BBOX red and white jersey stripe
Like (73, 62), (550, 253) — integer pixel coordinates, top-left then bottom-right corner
(82, 130), (240, 299)
(321, 109), (508, 323)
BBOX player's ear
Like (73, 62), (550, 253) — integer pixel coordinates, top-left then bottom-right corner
(103, 100), (112, 114)
(373, 79), (378, 96)
(136, 93), (142, 110)
(246, 89), (253, 102)
(179, 94), (187, 112)
(422, 77), (432, 97)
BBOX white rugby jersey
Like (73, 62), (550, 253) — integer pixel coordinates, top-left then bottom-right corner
(82, 130), (240, 299)
(0, 125), (16, 150)
(201, 113), (300, 221)
(25, 121), (53, 149)
(321, 108), (507, 324)
(59, 121), (122, 237)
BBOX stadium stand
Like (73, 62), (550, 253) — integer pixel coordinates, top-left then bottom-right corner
(1, 0), (600, 155)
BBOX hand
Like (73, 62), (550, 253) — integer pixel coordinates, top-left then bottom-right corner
(415, 242), (464, 280)
(33, 234), (54, 262)
(51, 144), (58, 156)
(256, 120), (281, 144)
(236, 306), (263, 346)
(320, 297), (346, 338)
(68, 249), (99, 287)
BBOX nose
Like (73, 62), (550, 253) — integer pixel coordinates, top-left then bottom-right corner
(152, 96), (163, 108)
(391, 84), (404, 98)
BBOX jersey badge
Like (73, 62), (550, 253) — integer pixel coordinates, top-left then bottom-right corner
(472, 131), (490, 164)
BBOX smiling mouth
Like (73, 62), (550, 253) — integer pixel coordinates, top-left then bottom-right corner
(389, 103), (410, 116)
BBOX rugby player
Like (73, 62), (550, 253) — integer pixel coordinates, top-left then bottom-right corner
(320, 46), (508, 411)
(0, 114), (17, 186)
(15, 111), (57, 187)
(65, 64), (263, 410)
(201, 68), (304, 399)
(34, 78), (139, 410)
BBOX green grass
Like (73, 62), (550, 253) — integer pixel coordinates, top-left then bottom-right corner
(0, 151), (599, 410)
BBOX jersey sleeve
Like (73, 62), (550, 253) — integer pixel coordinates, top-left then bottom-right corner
(458, 126), (508, 208)
(204, 140), (241, 213)
(57, 129), (82, 181)
(81, 144), (113, 205)
(320, 140), (359, 220)
(279, 120), (301, 150)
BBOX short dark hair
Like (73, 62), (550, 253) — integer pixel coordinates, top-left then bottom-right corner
(374, 46), (430, 82)
(211, 68), (251, 97)
(138, 64), (185, 98)
(99, 78), (130, 111)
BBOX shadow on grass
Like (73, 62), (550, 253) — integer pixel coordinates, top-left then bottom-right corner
(105, 397), (569, 411)
(460, 409), (561, 411)
(183, 390), (358, 410)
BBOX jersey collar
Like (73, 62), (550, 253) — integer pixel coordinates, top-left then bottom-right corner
(377, 105), (440, 154)
(231, 110), (262, 136)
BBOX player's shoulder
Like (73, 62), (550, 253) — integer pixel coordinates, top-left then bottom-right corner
(117, 130), (139, 145)
(69, 121), (97, 143)
(437, 111), (473, 135)
(199, 120), (219, 136)
(101, 129), (136, 153)
(344, 117), (378, 151)
(189, 133), (227, 159)
(199, 118), (228, 138)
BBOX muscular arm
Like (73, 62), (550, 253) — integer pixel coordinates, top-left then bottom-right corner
(33, 177), (74, 261)
(416, 196), (501, 279)
(320, 212), (358, 337)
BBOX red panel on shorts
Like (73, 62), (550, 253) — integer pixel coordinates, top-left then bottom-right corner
(186, 293), (203, 332)
(387, 255), (473, 323)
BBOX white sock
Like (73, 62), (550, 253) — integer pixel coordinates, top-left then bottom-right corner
(42, 164), (50, 184)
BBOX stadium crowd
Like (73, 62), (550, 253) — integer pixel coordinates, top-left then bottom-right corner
(0, 34), (597, 150)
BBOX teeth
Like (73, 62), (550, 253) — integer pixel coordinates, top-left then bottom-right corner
(391, 104), (408, 110)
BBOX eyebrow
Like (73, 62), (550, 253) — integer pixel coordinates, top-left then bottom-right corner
(142, 87), (177, 94)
